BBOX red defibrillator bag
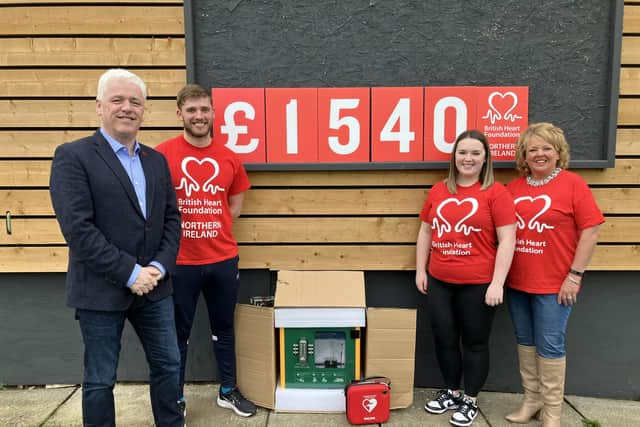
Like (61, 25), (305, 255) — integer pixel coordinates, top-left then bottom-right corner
(344, 376), (391, 425)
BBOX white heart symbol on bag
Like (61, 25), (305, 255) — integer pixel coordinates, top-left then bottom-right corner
(362, 397), (377, 413)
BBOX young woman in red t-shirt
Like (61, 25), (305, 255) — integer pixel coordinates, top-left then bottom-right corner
(416, 130), (516, 427)
(505, 123), (604, 427)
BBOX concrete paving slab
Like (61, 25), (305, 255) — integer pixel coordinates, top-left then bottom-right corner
(478, 390), (588, 426)
(479, 392), (582, 427)
(567, 394), (640, 427)
(45, 383), (156, 426)
(181, 383), (268, 427)
(266, 388), (494, 427)
(0, 386), (77, 427)
(475, 391), (539, 426)
(9, 382), (639, 427)
(267, 411), (350, 426)
(389, 388), (490, 427)
(45, 383), (269, 427)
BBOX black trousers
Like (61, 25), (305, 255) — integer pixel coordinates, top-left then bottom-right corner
(427, 275), (495, 397)
(173, 256), (240, 396)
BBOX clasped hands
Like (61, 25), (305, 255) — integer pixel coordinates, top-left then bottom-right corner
(130, 266), (162, 296)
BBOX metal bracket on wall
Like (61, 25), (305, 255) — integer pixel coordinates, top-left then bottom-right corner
(5, 211), (11, 235)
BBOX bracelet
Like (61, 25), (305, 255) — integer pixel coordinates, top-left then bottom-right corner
(569, 268), (584, 277)
(567, 276), (580, 285)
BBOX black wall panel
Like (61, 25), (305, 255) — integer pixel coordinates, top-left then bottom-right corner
(2, 271), (638, 399)
(187, 0), (621, 166)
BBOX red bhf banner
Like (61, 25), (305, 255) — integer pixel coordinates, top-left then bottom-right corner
(211, 86), (528, 165)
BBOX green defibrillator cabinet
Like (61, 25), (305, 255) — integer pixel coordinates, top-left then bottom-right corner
(280, 326), (360, 388)
(274, 270), (366, 391)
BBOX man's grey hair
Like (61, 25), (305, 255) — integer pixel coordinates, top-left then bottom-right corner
(96, 68), (147, 101)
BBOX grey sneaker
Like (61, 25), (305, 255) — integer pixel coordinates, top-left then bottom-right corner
(177, 398), (186, 418)
(450, 396), (479, 426)
(425, 389), (461, 414)
(216, 388), (257, 417)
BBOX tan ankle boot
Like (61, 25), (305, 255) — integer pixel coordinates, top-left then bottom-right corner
(505, 345), (543, 423)
(537, 355), (566, 427)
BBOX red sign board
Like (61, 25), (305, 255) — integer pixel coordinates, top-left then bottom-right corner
(317, 88), (370, 163)
(476, 86), (529, 160)
(212, 88), (266, 163)
(212, 86), (528, 166)
(371, 87), (423, 162)
(424, 87), (477, 161)
(266, 88), (318, 163)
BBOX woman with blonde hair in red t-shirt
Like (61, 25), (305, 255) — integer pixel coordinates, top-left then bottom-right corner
(416, 130), (516, 427)
(505, 123), (604, 427)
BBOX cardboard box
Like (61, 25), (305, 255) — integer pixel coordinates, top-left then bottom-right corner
(235, 270), (416, 412)
(365, 308), (417, 408)
(274, 270), (366, 328)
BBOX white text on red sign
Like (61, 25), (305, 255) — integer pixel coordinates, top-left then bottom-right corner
(211, 86), (528, 164)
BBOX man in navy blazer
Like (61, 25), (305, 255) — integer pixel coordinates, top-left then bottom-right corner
(49, 69), (183, 426)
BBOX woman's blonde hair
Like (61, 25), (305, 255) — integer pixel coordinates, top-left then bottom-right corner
(445, 130), (494, 194)
(515, 122), (570, 176)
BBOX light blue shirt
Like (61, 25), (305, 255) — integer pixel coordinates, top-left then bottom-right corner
(100, 128), (166, 287)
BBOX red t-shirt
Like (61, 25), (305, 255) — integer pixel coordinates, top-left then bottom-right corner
(507, 170), (604, 294)
(419, 181), (516, 284)
(156, 135), (250, 265)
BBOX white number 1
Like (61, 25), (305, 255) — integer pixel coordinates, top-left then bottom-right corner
(285, 99), (299, 154)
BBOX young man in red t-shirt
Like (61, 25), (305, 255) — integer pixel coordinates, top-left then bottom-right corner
(156, 84), (255, 418)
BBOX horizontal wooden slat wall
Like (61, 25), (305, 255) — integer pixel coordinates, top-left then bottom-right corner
(0, 0), (186, 272)
(0, 2), (639, 273)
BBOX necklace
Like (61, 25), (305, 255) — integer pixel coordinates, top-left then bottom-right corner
(526, 167), (562, 187)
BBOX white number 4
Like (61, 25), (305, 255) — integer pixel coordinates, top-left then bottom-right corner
(380, 98), (415, 153)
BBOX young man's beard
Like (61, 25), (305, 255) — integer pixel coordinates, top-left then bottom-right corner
(185, 121), (212, 138)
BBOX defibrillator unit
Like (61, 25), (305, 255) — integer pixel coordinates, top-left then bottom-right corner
(280, 326), (361, 388)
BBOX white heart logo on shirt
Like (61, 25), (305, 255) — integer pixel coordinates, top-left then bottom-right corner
(514, 195), (555, 232)
(433, 197), (482, 238)
(177, 156), (223, 196)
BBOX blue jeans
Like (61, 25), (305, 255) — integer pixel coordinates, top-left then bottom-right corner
(506, 288), (572, 359)
(173, 256), (240, 396)
(76, 296), (183, 427)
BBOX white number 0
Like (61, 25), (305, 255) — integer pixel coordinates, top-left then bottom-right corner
(433, 96), (467, 154)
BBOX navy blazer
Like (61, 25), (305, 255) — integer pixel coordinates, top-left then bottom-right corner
(49, 130), (181, 311)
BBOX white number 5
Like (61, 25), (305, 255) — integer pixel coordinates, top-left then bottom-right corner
(328, 99), (360, 155)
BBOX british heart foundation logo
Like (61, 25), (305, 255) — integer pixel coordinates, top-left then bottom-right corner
(477, 86), (528, 161)
(432, 197), (482, 238)
(514, 195), (555, 232)
(176, 156), (226, 197)
(362, 397), (378, 413)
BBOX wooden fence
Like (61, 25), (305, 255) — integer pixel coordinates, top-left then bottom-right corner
(0, 0), (638, 272)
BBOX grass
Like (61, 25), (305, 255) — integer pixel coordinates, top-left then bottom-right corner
(582, 419), (602, 427)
